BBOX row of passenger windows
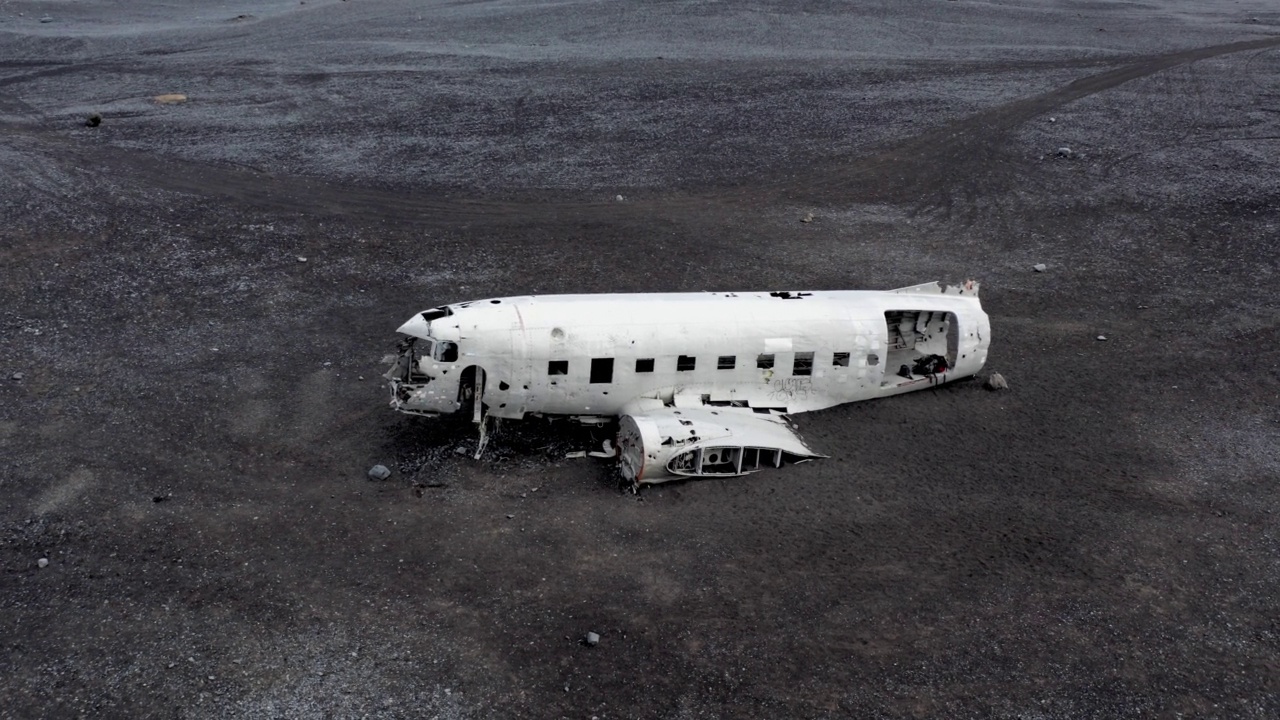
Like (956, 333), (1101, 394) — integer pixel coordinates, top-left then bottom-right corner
(548, 352), (855, 384)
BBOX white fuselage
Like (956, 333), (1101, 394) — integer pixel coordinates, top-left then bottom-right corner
(387, 284), (990, 421)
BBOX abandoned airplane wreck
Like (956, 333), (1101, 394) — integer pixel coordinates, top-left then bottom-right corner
(385, 282), (990, 484)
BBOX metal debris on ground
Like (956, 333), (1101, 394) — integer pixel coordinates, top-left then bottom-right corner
(587, 439), (617, 458)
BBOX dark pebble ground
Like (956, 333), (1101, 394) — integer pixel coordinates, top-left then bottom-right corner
(2, 1), (1279, 717)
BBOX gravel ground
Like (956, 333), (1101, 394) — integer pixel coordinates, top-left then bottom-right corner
(2, 1), (1279, 717)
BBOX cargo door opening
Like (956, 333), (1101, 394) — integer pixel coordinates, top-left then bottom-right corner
(883, 310), (957, 387)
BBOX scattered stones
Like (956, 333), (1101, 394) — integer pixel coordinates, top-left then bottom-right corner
(1096, 335), (1108, 341)
(454, 446), (468, 456)
(1055, 147), (1074, 159)
(368, 464), (391, 481)
(37, 558), (49, 568)
(11, 372), (23, 380)
(39, 15), (53, 23)
(505, 514), (514, 519)
(800, 212), (814, 223)
(85, 113), (102, 128)
(1033, 263), (1047, 272)
(584, 631), (600, 647)
(152, 495), (168, 503)
(1049, 116), (1056, 123)
(296, 256), (307, 263)
(615, 194), (624, 202)
(154, 93), (188, 105)
(984, 373), (1009, 391)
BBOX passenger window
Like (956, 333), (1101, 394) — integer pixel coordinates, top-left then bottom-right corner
(677, 355), (696, 372)
(717, 355), (736, 370)
(635, 358), (655, 373)
(756, 353), (774, 369)
(548, 360), (568, 376)
(833, 352), (850, 367)
(590, 358), (614, 384)
(793, 352), (814, 376)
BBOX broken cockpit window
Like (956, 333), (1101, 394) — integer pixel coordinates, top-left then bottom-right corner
(833, 352), (851, 367)
(434, 341), (458, 362)
(420, 307), (453, 322)
(756, 353), (775, 369)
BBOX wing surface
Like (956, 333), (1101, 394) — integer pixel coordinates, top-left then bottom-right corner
(616, 406), (824, 485)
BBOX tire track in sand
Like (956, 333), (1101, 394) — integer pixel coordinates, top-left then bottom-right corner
(5, 36), (1279, 227)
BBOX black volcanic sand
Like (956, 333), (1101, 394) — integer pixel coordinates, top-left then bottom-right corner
(2, 1), (1279, 717)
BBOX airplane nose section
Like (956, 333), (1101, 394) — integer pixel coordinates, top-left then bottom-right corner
(397, 313), (432, 339)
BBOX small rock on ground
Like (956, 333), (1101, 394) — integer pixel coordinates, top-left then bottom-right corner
(1096, 335), (1108, 341)
(984, 373), (1009, 391)
(367, 464), (391, 481)
(37, 558), (49, 568)
(584, 631), (600, 647)
(1033, 263), (1047, 272)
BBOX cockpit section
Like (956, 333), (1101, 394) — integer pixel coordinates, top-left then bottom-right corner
(385, 335), (466, 416)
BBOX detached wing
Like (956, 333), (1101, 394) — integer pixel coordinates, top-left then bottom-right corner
(616, 406), (824, 485)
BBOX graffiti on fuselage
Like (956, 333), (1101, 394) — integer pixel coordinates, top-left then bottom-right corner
(767, 377), (813, 402)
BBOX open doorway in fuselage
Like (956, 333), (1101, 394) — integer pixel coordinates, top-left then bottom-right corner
(882, 310), (958, 388)
(458, 365), (486, 421)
